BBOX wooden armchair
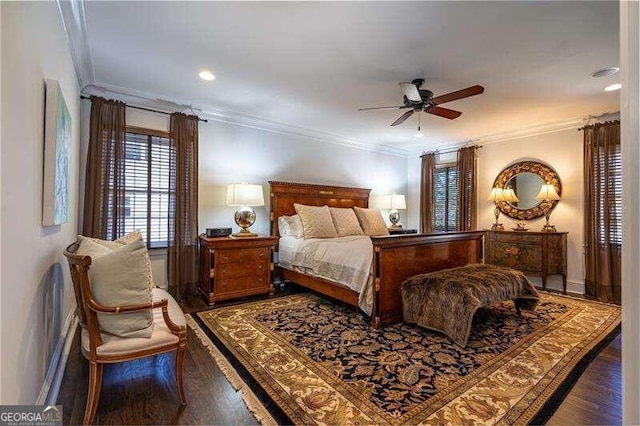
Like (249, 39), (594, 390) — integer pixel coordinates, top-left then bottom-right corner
(64, 241), (187, 425)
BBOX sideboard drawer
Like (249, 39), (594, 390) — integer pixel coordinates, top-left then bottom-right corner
(489, 232), (542, 245)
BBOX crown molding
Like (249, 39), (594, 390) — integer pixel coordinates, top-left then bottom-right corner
(56, 0), (94, 88)
(82, 83), (409, 157)
(59, 0), (407, 158)
(407, 112), (621, 155)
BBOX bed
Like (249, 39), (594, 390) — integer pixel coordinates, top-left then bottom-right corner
(269, 180), (485, 328)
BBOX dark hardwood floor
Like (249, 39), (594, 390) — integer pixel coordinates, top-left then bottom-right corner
(57, 292), (622, 425)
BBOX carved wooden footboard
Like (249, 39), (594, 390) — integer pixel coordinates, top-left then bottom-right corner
(371, 231), (485, 327)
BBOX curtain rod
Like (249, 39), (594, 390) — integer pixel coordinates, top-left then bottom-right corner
(80, 95), (208, 123)
(577, 112), (619, 131)
(420, 144), (482, 157)
(577, 119), (620, 131)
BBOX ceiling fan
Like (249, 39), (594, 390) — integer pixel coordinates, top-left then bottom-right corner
(358, 79), (485, 126)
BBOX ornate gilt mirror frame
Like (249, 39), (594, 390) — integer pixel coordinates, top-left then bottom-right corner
(493, 160), (562, 220)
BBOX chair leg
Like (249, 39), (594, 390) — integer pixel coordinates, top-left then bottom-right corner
(84, 361), (103, 425)
(176, 348), (187, 405)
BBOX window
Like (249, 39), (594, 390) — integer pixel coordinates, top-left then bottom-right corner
(108, 129), (173, 248)
(433, 164), (458, 232)
(597, 144), (622, 245)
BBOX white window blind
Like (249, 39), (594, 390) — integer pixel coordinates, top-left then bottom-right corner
(433, 165), (458, 232)
(110, 131), (173, 248)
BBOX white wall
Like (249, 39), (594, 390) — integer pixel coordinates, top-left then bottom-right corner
(83, 108), (409, 287)
(476, 129), (584, 293)
(1, 2), (80, 404)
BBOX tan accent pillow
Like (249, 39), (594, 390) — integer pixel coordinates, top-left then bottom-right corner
(329, 208), (365, 237)
(77, 238), (153, 338)
(294, 204), (338, 239)
(83, 230), (154, 291)
(354, 207), (390, 236)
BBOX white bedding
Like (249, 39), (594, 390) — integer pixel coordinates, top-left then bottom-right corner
(278, 235), (374, 315)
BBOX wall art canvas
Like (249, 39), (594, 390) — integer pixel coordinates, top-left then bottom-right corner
(43, 79), (71, 226)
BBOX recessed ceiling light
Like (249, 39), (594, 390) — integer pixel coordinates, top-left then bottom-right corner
(604, 83), (621, 92)
(591, 67), (620, 78)
(198, 70), (216, 81)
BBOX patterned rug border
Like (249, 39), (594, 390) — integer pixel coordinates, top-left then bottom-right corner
(189, 293), (621, 425)
(186, 315), (280, 425)
(188, 313), (292, 425)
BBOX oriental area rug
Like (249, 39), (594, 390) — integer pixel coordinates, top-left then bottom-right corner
(187, 292), (620, 425)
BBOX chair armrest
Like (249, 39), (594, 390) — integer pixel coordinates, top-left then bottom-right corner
(86, 297), (168, 314)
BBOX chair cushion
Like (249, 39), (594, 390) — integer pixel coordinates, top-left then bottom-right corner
(81, 288), (185, 357)
(77, 237), (153, 338)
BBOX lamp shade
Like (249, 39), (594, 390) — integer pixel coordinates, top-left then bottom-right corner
(381, 194), (407, 210)
(535, 184), (560, 201)
(502, 188), (520, 203)
(487, 187), (506, 202)
(226, 184), (265, 207)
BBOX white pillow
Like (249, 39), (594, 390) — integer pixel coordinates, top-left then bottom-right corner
(278, 215), (304, 238)
(294, 204), (339, 239)
(353, 207), (390, 236)
(329, 207), (365, 237)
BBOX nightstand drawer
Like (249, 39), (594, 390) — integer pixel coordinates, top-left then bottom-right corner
(218, 248), (269, 265)
(217, 275), (269, 293)
(217, 261), (267, 279)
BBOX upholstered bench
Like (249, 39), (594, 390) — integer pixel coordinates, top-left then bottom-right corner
(401, 264), (540, 347)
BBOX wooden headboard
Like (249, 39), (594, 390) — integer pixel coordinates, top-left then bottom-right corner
(269, 181), (371, 237)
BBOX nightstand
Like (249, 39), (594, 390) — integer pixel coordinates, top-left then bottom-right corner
(388, 228), (418, 235)
(198, 235), (278, 305)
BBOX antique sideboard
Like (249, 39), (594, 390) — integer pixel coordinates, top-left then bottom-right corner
(485, 230), (568, 293)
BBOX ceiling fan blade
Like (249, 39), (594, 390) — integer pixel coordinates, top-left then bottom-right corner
(390, 110), (414, 126)
(431, 85), (485, 105)
(358, 105), (406, 111)
(426, 106), (462, 120)
(399, 82), (422, 102)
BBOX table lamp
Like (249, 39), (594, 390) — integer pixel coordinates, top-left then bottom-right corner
(487, 187), (506, 230)
(502, 187), (520, 205)
(226, 183), (265, 237)
(535, 184), (561, 232)
(381, 194), (407, 229)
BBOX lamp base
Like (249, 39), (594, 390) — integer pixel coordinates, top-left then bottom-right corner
(491, 223), (504, 231)
(540, 224), (557, 233)
(233, 206), (258, 238)
(231, 228), (258, 238)
(388, 209), (402, 229)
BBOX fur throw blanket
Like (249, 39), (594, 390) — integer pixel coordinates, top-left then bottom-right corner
(401, 264), (540, 347)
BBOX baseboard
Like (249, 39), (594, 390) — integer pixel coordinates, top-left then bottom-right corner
(36, 309), (79, 405)
(566, 280), (585, 295)
(526, 276), (585, 295)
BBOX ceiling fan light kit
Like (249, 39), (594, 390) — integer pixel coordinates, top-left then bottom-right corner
(358, 79), (484, 128)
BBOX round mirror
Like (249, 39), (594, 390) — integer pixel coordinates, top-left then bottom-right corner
(504, 172), (545, 210)
(493, 160), (562, 220)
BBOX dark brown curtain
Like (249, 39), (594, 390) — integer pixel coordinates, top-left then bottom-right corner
(168, 113), (199, 299)
(82, 97), (126, 239)
(420, 153), (436, 233)
(456, 146), (477, 231)
(584, 121), (621, 303)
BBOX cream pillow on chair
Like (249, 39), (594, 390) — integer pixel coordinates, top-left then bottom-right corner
(77, 236), (154, 338)
(294, 204), (338, 239)
(354, 207), (390, 236)
(329, 207), (365, 237)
